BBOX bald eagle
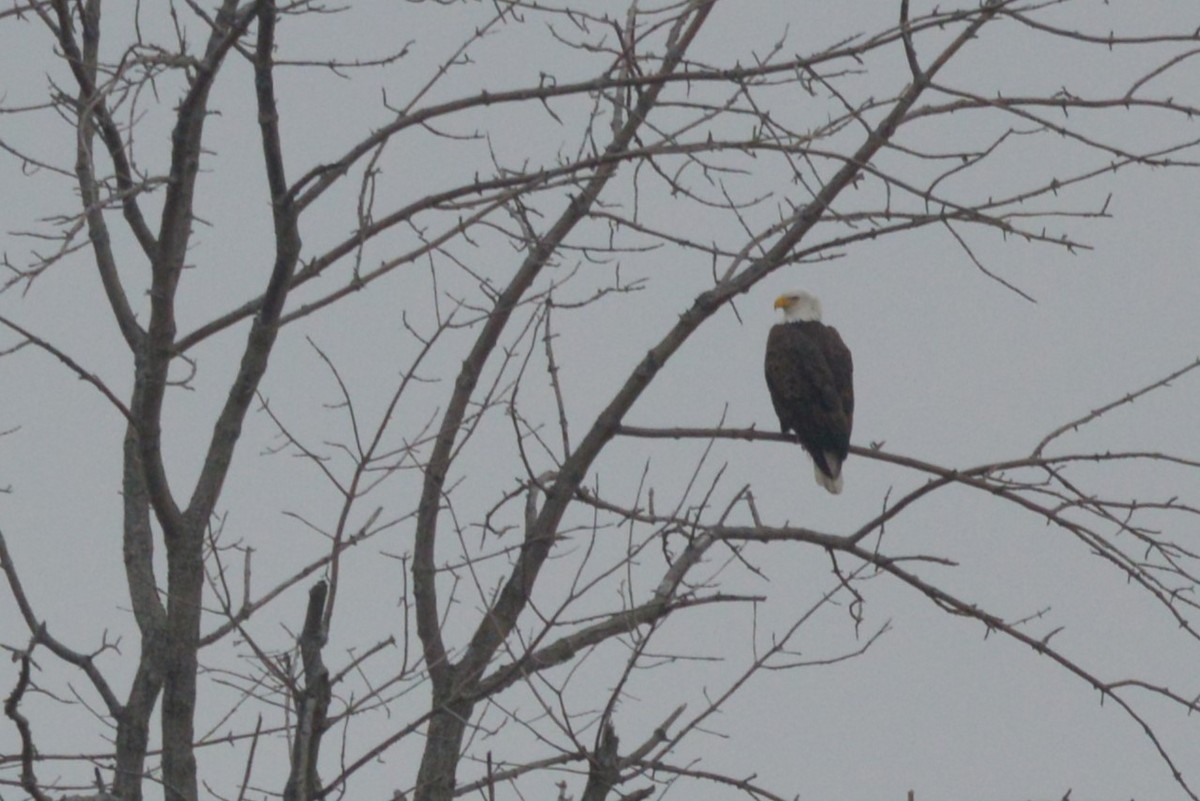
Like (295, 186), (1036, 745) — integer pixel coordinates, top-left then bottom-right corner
(764, 291), (854, 494)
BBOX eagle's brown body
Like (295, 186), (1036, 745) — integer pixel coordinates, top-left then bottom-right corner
(764, 294), (854, 493)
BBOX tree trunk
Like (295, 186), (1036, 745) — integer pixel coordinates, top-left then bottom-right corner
(414, 692), (475, 801)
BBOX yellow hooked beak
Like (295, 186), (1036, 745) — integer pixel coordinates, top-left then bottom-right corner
(773, 295), (793, 310)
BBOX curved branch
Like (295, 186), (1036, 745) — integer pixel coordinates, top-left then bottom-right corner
(0, 529), (122, 717)
(3, 648), (52, 801)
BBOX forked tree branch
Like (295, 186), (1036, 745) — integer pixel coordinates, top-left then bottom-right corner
(45, 0), (159, 264)
(0, 529), (122, 716)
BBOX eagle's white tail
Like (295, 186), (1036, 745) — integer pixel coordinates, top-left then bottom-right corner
(813, 453), (844, 494)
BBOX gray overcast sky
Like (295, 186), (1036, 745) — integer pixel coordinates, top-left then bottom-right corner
(2, 2), (1200, 799)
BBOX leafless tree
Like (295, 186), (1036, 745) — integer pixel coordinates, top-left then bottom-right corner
(2, 2), (1200, 800)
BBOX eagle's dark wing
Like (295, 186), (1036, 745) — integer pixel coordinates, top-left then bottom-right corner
(819, 324), (854, 437)
(764, 322), (852, 468)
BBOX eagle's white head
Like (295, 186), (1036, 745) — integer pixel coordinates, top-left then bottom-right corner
(773, 291), (822, 323)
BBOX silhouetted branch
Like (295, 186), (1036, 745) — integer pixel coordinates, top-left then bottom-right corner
(4, 645), (53, 801)
(283, 581), (331, 801)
